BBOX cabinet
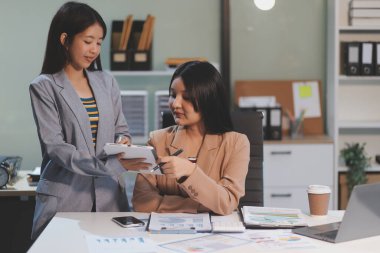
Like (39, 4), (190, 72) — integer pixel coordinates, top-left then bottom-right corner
(263, 137), (333, 212)
(327, 0), (380, 208)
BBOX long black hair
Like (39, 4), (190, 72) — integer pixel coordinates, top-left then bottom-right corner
(41, 1), (107, 74)
(169, 61), (233, 134)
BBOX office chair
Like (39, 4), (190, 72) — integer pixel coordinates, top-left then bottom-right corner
(160, 110), (264, 207)
(231, 110), (264, 207)
(161, 111), (176, 128)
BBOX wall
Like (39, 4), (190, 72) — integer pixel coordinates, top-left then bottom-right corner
(0, 0), (327, 171)
(0, 0), (220, 170)
(230, 0), (327, 105)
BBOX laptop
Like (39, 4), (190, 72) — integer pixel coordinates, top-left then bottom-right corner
(293, 183), (380, 243)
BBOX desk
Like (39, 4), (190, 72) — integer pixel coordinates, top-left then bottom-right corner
(0, 170), (36, 197)
(0, 170), (36, 252)
(28, 211), (380, 253)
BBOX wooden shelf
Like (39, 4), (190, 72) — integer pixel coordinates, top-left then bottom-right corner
(338, 120), (380, 129)
(339, 75), (380, 84)
(339, 26), (380, 33)
(110, 70), (174, 76)
(338, 165), (380, 172)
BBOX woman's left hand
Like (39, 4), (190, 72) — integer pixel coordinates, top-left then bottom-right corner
(116, 135), (131, 145)
(158, 156), (196, 179)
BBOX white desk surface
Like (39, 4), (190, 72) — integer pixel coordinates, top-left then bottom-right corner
(28, 211), (380, 253)
(0, 170), (36, 197)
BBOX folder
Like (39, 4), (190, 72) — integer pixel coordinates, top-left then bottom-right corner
(375, 43), (380, 75)
(268, 106), (282, 140)
(361, 42), (374, 75)
(344, 42), (361, 75)
(239, 106), (282, 140)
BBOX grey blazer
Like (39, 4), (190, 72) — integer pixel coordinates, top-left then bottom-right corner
(29, 69), (130, 239)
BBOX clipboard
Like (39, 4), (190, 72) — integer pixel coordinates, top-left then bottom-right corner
(147, 212), (212, 234)
(235, 80), (324, 135)
(103, 143), (160, 174)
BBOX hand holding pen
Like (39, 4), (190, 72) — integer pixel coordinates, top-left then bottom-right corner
(153, 149), (198, 180)
(151, 149), (183, 173)
(116, 135), (131, 145)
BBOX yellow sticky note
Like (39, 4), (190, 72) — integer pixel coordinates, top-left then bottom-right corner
(299, 85), (312, 98)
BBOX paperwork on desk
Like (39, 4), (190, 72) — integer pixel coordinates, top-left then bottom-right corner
(228, 229), (316, 251)
(85, 235), (159, 253)
(103, 143), (160, 173)
(160, 234), (251, 253)
(241, 206), (307, 228)
(148, 212), (212, 233)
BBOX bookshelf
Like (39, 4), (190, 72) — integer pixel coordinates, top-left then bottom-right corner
(327, 0), (380, 209)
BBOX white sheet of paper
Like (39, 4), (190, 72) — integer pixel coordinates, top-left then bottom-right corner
(85, 235), (159, 253)
(228, 229), (316, 251)
(160, 234), (251, 253)
(103, 143), (160, 174)
(149, 212), (212, 233)
(292, 81), (321, 118)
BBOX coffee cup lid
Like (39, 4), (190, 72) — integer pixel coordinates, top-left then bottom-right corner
(307, 185), (331, 194)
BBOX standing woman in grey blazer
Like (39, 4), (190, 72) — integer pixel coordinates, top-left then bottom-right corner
(29, 2), (149, 240)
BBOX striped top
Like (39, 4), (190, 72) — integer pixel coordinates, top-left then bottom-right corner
(81, 97), (99, 145)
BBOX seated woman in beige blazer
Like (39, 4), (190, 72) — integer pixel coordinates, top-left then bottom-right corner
(132, 61), (250, 215)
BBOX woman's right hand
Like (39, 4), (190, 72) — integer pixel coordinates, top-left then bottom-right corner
(117, 154), (151, 171)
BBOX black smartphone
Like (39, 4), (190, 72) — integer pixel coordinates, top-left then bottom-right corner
(111, 216), (145, 228)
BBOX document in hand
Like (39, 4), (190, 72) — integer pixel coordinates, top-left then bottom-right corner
(240, 206), (307, 228)
(103, 143), (160, 174)
(148, 212), (212, 234)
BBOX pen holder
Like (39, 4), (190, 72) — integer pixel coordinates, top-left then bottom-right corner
(289, 120), (304, 139)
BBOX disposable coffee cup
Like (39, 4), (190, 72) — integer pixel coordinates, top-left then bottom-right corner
(307, 185), (331, 216)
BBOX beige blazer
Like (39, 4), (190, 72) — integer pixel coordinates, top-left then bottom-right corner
(132, 126), (250, 215)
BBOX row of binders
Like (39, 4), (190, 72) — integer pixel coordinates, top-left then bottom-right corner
(117, 15), (155, 51)
(349, 0), (380, 26)
(342, 41), (380, 76)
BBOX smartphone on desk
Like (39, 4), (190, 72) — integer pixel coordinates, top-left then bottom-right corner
(112, 216), (145, 228)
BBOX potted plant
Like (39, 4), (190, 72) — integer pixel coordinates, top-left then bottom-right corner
(340, 142), (370, 196)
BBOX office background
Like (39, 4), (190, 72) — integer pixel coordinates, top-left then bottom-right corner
(0, 0), (326, 171)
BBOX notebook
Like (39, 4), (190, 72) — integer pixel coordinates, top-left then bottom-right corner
(293, 183), (380, 243)
(240, 206), (307, 228)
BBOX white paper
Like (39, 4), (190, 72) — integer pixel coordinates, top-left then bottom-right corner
(228, 229), (316, 251)
(148, 212), (212, 233)
(238, 96), (276, 108)
(160, 234), (251, 253)
(292, 81), (321, 118)
(85, 235), (159, 253)
(103, 144), (160, 173)
(211, 212), (245, 233)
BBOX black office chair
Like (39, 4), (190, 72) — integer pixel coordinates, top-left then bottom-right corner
(231, 110), (264, 207)
(161, 111), (176, 128)
(160, 110), (264, 207)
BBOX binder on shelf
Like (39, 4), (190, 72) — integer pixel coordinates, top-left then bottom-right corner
(110, 17), (154, 71)
(239, 106), (282, 140)
(361, 42), (374, 75)
(344, 42), (361, 76)
(375, 43), (380, 75)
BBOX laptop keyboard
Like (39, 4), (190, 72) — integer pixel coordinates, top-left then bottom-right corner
(316, 229), (338, 240)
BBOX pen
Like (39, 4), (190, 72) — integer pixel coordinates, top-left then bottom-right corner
(115, 135), (124, 143)
(150, 149), (184, 172)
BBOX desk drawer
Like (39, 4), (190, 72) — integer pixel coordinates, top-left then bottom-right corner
(264, 144), (333, 187)
(264, 186), (333, 212)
